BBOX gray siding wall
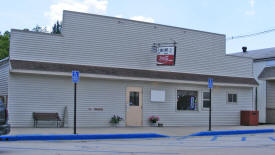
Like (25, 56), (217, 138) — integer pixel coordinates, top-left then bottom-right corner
(267, 81), (275, 109)
(266, 81), (275, 123)
(10, 11), (253, 78)
(8, 73), (253, 127)
(253, 61), (267, 123)
(0, 62), (9, 96)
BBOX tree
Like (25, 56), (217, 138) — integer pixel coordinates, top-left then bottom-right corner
(32, 25), (48, 33)
(52, 21), (62, 34)
(0, 31), (10, 60)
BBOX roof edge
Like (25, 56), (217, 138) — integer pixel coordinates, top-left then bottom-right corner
(10, 59), (258, 86)
(10, 69), (257, 87)
(0, 57), (9, 66)
(11, 29), (64, 37)
(63, 10), (225, 37)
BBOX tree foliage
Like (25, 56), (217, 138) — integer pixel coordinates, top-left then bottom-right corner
(52, 21), (62, 34)
(0, 31), (10, 60)
(32, 25), (48, 33)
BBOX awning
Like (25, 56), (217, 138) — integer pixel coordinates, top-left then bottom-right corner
(258, 66), (275, 80)
(10, 59), (258, 86)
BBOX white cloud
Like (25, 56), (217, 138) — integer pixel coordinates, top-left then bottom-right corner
(130, 16), (155, 23)
(44, 0), (108, 31)
(250, 0), (255, 8)
(245, 10), (255, 16)
(245, 0), (256, 16)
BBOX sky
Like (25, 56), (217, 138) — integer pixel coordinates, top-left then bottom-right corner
(1, 0), (275, 53)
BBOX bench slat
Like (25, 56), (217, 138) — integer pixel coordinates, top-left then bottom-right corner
(33, 112), (61, 121)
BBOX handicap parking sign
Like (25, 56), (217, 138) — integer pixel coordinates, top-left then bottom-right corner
(208, 78), (213, 89)
(72, 71), (79, 83)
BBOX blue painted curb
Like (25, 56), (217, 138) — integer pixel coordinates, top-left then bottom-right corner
(189, 129), (275, 136)
(0, 133), (168, 141)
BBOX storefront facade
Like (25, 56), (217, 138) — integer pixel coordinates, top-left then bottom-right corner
(1, 10), (257, 127)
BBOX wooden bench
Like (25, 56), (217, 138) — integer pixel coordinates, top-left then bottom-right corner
(33, 112), (61, 128)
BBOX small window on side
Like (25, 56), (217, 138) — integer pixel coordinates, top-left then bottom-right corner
(227, 93), (237, 104)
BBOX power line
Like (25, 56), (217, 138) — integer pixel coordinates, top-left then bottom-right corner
(226, 28), (275, 40)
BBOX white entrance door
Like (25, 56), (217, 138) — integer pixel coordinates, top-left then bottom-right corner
(126, 87), (143, 126)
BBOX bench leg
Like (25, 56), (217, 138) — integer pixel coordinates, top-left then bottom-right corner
(34, 120), (37, 128)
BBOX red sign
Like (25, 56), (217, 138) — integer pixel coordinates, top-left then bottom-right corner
(157, 46), (175, 65)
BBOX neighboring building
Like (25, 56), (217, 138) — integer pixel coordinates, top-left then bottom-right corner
(232, 47), (275, 124)
(0, 10), (257, 127)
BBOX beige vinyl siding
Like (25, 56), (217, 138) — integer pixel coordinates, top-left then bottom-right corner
(8, 73), (253, 127)
(0, 62), (9, 96)
(10, 11), (253, 78)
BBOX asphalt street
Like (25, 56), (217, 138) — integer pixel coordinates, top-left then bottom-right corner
(1, 133), (275, 155)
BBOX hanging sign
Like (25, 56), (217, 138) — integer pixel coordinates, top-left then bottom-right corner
(157, 46), (175, 65)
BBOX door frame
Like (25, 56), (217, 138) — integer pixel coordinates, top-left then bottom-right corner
(125, 87), (143, 126)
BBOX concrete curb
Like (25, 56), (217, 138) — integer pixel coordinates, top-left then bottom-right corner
(189, 129), (275, 136)
(0, 133), (169, 141)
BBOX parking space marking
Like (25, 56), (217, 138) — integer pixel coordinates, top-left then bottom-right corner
(241, 137), (246, 141)
(0, 146), (179, 154)
(2, 133), (275, 155)
(210, 136), (218, 141)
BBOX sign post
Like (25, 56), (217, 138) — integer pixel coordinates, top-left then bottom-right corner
(72, 71), (79, 134)
(208, 78), (213, 131)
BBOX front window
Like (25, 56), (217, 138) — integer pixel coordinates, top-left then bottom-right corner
(227, 93), (237, 104)
(177, 90), (198, 111)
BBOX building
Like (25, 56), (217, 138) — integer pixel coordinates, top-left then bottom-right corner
(232, 47), (275, 124)
(0, 10), (258, 127)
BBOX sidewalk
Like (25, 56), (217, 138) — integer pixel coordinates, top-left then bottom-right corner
(9, 125), (275, 136)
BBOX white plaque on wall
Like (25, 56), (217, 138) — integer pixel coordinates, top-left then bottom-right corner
(151, 90), (165, 102)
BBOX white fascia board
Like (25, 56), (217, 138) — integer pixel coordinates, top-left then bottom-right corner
(259, 77), (275, 81)
(10, 69), (256, 88)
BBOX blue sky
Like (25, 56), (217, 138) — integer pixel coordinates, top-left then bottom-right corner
(1, 0), (275, 53)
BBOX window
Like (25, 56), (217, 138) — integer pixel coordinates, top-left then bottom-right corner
(227, 93), (237, 104)
(177, 90), (198, 111)
(202, 92), (210, 109)
(129, 92), (139, 106)
(0, 96), (7, 106)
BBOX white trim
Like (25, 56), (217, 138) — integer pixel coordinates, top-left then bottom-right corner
(10, 69), (257, 87)
(0, 57), (9, 63)
(259, 77), (275, 80)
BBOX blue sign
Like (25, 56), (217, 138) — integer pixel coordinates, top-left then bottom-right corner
(190, 96), (195, 110)
(208, 78), (213, 89)
(72, 71), (79, 83)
